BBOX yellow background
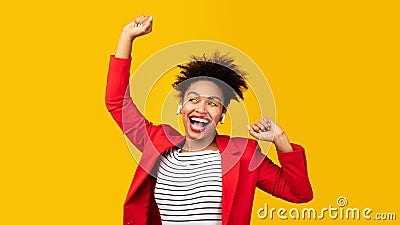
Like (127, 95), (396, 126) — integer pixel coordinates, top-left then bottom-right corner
(1, 0), (399, 224)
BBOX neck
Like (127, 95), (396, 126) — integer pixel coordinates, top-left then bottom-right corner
(182, 135), (218, 152)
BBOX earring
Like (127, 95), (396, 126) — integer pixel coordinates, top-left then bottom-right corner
(176, 104), (182, 115)
(220, 113), (226, 124)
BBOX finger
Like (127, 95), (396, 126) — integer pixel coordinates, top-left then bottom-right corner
(247, 126), (261, 140)
(138, 17), (152, 30)
(138, 15), (149, 25)
(133, 16), (144, 27)
(263, 117), (275, 130)
(142, 16), (153, 31)
(249, 124), (261, 133)
(129, 21), (139, 28)
(262, 116), (271, 125)
(143, 16), (153, 25)
(259, 119), (270, 131)
(135, 15), (145, 22)
(255, 120), (267, 132)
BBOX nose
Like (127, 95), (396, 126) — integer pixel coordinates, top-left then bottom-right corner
(195, 101), (207, 114)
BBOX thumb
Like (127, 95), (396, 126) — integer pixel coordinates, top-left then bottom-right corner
(144, 16), (153, 25)
(142, 16), (153, 32)
(247, 125), (261, 140)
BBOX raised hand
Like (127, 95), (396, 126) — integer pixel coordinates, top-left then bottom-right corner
(115, 15), (153, 58)
(121, 15), (153, 41)
(248, 117), (293, 152)
(248, 117), (279, 142)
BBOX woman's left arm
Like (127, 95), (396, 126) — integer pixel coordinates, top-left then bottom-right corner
(248, 117), (313, 203)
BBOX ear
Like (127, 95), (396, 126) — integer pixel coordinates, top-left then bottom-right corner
(176, 104), (182, 115)
(220, 113), (226, 124)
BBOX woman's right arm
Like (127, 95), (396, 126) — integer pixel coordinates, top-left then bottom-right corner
(115, 15), (153, 58)
(105, 15), (153, 152)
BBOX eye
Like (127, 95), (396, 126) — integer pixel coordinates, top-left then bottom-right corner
(208, 101), (219, 107)
(189, 97), (199, 103)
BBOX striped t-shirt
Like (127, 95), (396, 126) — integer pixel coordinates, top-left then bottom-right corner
(154, 147), (223, 225)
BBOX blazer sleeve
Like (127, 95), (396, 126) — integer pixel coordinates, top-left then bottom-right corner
(256, 143), (313, 203)
(105, 55), (155, 152)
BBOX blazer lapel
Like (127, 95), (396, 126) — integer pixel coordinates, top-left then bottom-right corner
(216, 135), (241, 225)
(125, 128), (185, 205)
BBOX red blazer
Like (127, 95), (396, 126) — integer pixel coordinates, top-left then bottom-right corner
(105, 56), (313, 225)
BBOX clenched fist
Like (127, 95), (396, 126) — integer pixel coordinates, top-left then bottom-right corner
(248, 117), (282, 142)
(248, 117), (293, 152)
(115, 15), (153, 58)
(121, 15), (153, 41)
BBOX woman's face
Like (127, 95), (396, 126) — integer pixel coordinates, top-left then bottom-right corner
(180, 80), (225, 141)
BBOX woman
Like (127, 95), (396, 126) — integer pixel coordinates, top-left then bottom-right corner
(105, 15), (313, 225)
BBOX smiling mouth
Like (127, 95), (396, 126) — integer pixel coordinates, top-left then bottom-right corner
(189, 116), (211, 133)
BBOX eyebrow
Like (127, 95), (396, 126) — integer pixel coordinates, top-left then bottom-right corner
(186, 91), (223, 103)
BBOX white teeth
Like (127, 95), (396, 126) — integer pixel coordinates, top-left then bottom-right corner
(191, 117), (209, 123)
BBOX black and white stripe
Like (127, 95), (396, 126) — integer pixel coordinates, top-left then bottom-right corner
(154, 148), (222, 225)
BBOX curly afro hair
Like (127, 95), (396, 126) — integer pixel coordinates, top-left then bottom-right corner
(172, 52), (248, 107)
